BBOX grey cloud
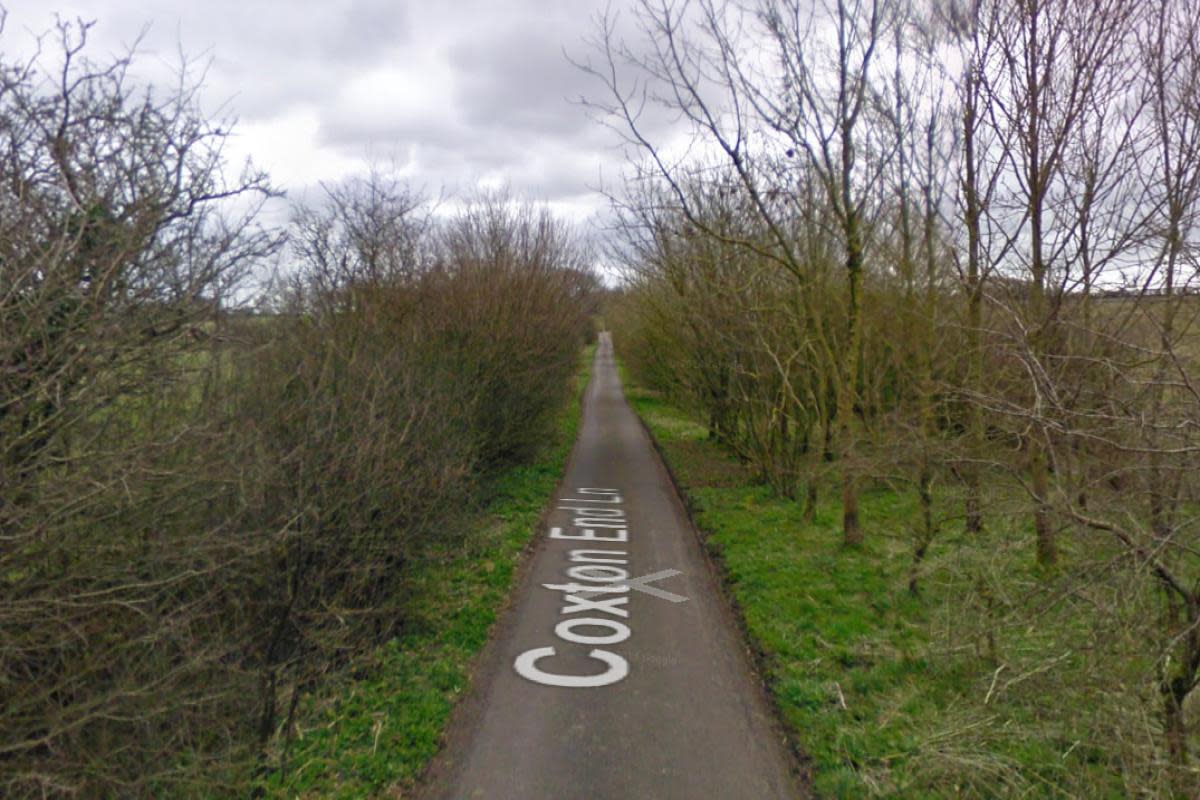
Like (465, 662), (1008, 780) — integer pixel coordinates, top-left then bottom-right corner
(451, 26), (594, 137)
(0, 0), (672, 212)
(2, 0), (412, 118)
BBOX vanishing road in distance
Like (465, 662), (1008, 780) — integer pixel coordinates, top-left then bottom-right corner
(421, 333), (804, 799)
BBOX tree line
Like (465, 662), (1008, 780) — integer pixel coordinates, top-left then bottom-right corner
(584, 0), (1200, 792)
(0, 18), (596, 796)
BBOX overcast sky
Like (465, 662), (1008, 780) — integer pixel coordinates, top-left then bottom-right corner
(0, 0), (656, 226)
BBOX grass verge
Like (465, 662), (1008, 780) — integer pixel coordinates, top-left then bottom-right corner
(261, 345), (594, 799)
(620, 369), (1177, 798)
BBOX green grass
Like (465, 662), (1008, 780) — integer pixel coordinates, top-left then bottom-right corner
(620, 372), (1179, 798)
(261, 345), (595, 799)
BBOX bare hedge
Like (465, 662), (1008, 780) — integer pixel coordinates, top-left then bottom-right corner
(0, 23), (594, 797)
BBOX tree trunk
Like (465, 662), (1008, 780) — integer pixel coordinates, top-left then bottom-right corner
(1025, 2), (1056, 568)
(839, 217), (864, 547)
(1163, 678), (1190, 793)
(1031, 442), (1056, 567)
(909, 468), (934, 596)
(962, 64), (985, 535)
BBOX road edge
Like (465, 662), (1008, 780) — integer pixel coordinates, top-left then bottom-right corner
(412, 344), (599, 797)
(629, 407), (818, 796)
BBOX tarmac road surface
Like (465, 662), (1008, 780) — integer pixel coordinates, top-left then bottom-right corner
(420, 332), (804, 799)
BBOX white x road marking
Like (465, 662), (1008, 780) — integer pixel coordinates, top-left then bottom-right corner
(575, 569), (689, 603)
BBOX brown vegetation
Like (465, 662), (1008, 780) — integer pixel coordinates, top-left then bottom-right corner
(0, 20), (594, 797)
(587, 0), (1200, 792)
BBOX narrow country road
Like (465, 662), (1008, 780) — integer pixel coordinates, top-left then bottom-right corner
(421, 333), (804, 799)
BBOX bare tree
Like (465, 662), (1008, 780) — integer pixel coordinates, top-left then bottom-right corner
(580, 0), (892, 544)
(0, 17), (282, 796)
(970, 0), (1142, 566)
